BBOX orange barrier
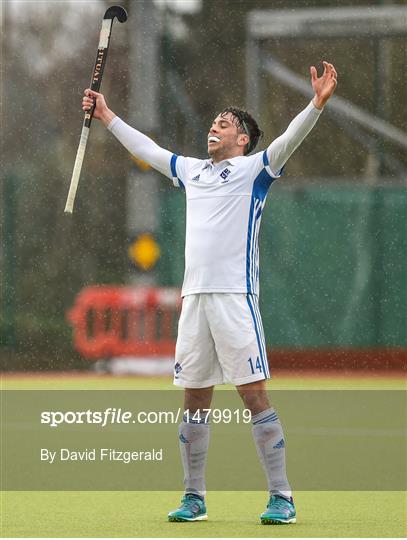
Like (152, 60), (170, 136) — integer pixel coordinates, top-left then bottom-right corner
(67, 286), (181, 359)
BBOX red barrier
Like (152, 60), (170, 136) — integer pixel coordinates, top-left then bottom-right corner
(67, 286), (181, 359)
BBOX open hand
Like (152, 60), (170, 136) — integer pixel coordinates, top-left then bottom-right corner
(310, 61), (337, 109)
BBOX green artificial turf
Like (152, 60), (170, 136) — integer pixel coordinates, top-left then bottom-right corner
(2, 490), (406, 538)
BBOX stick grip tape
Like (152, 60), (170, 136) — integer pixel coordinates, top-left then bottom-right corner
(64, 126), (90, 214)
(99, 19), (112, 48)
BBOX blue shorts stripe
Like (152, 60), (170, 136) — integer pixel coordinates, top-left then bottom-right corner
(246, 294), (268, 378)
(251, 296), (269, 377)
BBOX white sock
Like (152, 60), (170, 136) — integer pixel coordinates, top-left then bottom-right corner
(252, 408), (292, 498)
(178, 413), (210, 498)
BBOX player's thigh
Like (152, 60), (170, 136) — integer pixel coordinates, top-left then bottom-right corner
(174, 295), (222, 387)
(207, 293), (269, 383)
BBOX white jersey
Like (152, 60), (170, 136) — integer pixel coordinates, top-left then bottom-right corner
(107, 100), (322, 297)
(171, 151), (281, 297)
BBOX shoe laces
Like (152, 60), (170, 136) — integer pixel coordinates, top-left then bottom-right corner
(268, 495), (289, 509)
(181, 494), (202, 510)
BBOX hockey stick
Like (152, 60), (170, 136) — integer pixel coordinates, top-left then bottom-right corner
(64, 5), (127, 214)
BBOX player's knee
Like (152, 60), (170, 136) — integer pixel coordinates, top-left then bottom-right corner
(184, 387), (214, 413)
(236, 385), (270, 414)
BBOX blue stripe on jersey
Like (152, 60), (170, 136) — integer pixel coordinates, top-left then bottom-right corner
(263, 149), (286, 180)
(246, 197), (255, 293)
(170, 153), (177, 177)
(245, 151), (284, 294)
(245, 168), (272, 294)
(262, 149), (269, 168)
(170, 154), (185, 190)
(246, 294), (269, 378)
(249, 199), (262, 293)
(251, 199), (264, 289)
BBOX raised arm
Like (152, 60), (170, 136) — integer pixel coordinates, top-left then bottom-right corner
(267, 61), (337, 175)
(82, 89), (173, 178)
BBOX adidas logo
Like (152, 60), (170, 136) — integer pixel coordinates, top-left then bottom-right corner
(273, 438), (285, 449)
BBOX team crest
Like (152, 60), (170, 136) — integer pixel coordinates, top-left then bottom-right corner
(220, 168), (231, 183)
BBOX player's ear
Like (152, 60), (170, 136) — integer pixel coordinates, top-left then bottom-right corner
(238, 133), (249, 148)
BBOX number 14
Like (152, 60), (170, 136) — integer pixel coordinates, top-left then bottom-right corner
(248, 356), (262, 374)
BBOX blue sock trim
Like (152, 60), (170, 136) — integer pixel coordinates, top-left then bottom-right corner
(254, 414), (279, 425)
(252, 407), (279, 425)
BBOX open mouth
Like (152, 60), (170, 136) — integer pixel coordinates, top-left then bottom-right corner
(208, 136), (221, 143)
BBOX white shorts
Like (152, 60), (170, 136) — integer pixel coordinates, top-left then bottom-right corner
(173, 293), (270, 388)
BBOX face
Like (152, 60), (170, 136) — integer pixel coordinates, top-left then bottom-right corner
(207, 112), (249, 162)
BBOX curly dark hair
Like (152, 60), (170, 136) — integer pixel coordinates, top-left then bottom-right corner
(219, 106), (263, 155)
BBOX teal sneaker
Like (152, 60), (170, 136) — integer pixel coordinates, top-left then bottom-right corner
(260, 495), (296, 524)
(168, 494), (208, 522)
